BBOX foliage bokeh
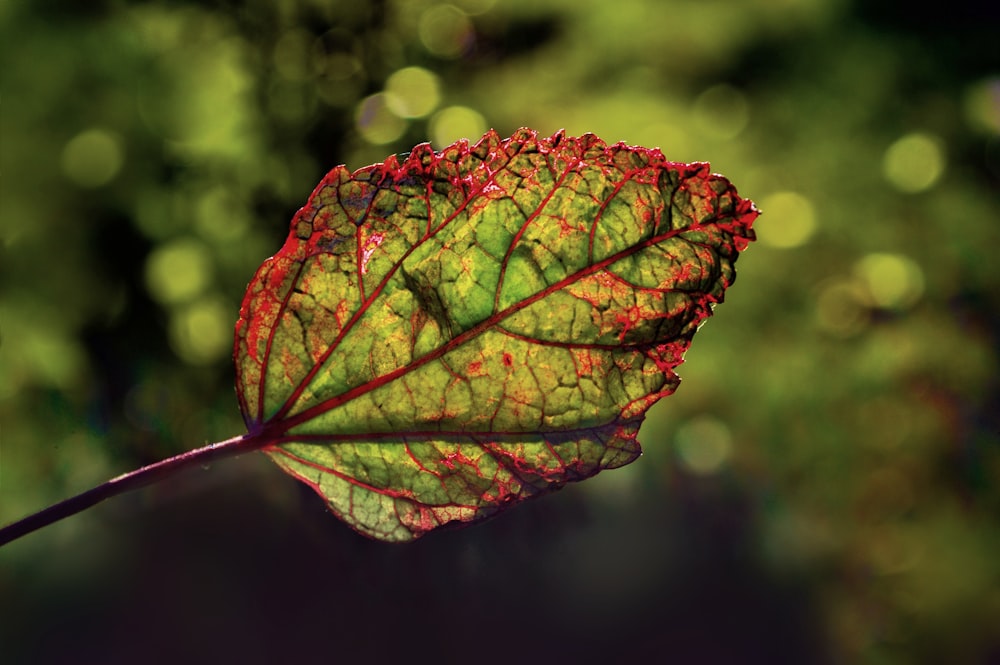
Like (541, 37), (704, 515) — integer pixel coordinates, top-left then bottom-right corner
(2, 1), (998, 663)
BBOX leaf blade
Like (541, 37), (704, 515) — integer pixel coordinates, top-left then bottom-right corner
(235, 128), (757, 541)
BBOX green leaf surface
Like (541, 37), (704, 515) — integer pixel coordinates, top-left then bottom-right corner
(235, 128), (757, 542)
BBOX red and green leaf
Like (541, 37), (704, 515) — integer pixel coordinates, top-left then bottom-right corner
(234, 128), (757, 542)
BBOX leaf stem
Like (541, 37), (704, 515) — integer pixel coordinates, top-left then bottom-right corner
(0, 432), (265, 548)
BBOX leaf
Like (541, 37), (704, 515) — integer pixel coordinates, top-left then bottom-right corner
(234, 128), (757, 542)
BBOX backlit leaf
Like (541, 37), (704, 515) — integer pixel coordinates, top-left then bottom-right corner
(235, 128), (757, 542)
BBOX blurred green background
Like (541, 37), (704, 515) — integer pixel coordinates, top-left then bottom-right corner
(2, 0), (999, 663)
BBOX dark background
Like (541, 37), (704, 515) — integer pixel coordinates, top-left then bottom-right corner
(2, 1), (999, 663)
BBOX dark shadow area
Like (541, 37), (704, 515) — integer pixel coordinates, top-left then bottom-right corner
(2, 452), (826, 665)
